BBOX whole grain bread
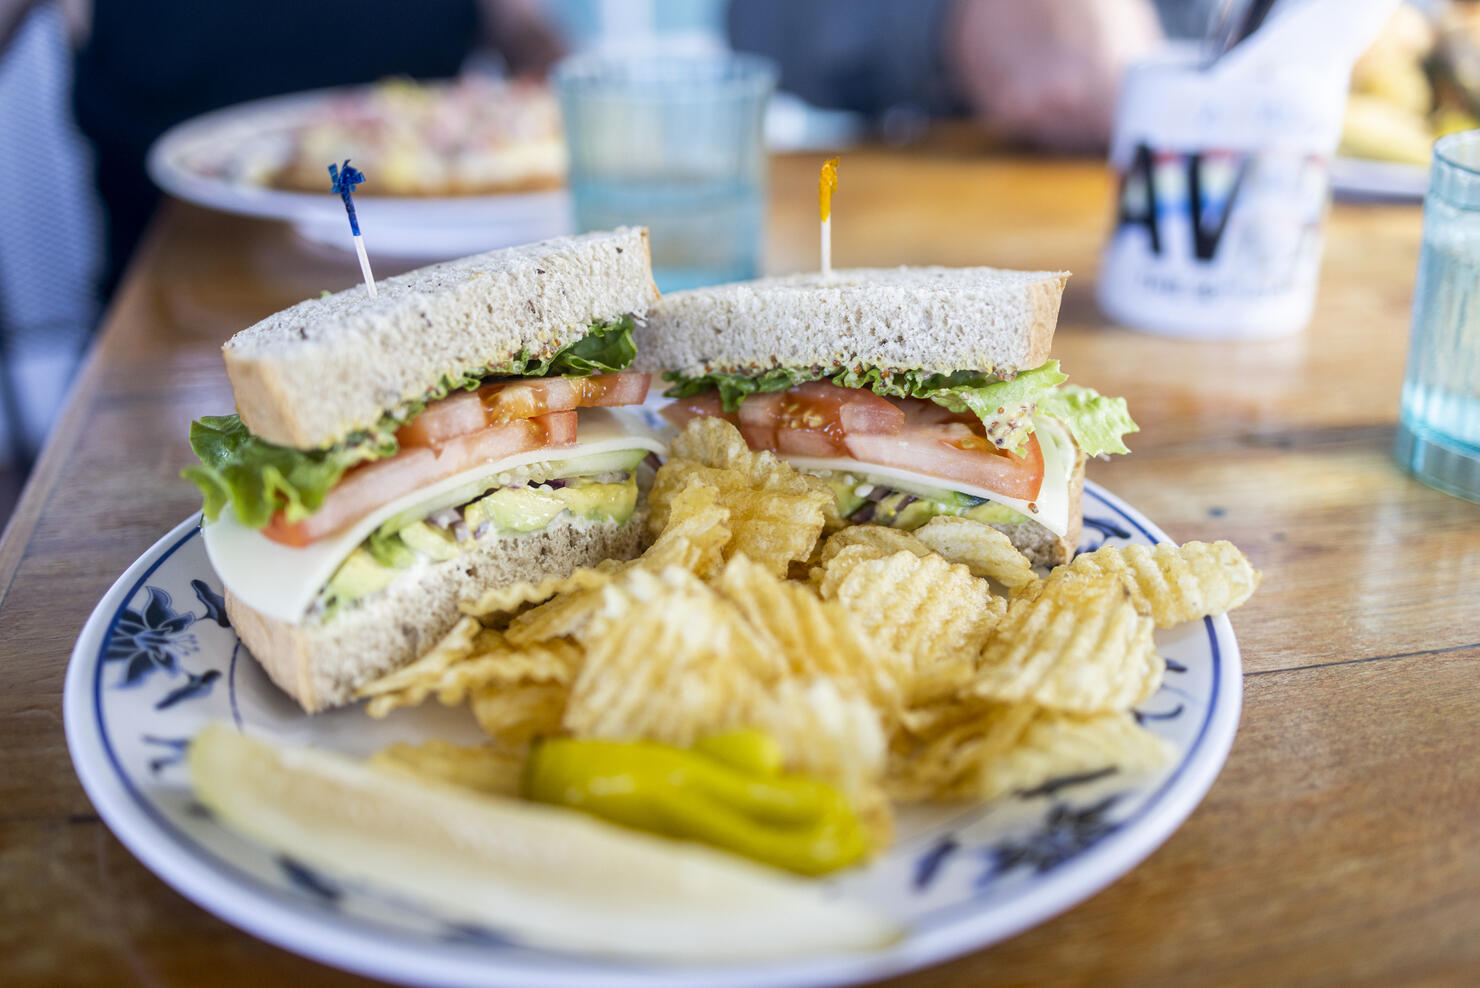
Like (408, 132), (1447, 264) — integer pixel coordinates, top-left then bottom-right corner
(635, 266), (1068, 379)
(224, 228), (659, 450)
(228, 511), (646, 712)
(989, 448), (1085, 569)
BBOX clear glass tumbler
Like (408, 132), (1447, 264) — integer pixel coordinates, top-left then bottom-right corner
(553, 52), (776, 294)
(1397, 131), (1480, 502)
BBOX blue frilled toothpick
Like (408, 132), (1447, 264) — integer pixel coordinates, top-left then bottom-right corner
(328, 160), (377, 297)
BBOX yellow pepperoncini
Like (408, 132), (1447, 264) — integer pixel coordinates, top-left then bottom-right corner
(523, 731), (869, 876)
(819, 156), (840, 222)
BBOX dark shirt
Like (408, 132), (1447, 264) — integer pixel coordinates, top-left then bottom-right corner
(728, 0), (959, 120)
(73, 0), (479, 294)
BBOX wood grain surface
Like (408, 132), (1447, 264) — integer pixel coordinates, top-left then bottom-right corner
(2, 149), (1478, 987)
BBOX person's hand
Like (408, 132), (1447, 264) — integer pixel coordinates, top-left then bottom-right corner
(945, 0), (1164, 151)
(479, 0), (566, 78)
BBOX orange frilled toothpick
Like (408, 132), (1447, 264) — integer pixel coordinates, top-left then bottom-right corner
(819, 157), (839, 281)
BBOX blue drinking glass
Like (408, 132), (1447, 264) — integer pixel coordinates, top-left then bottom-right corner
(554, 53), (777, 294)
(1396, 131), (1480, 502)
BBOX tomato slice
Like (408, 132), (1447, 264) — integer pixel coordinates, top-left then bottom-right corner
(661, 382), (904, 454)
(481, 371), (651, 422)
(660, 392), (734, 431)
(396, 393), (485, 448)
(397, 371), (650, 448)
(785, 382), (904, 435)
(660, 383), (1046, 503)
(262, 410), (578, 546)
(736, 392), (785, 451)
(844, 427), (1044, 501)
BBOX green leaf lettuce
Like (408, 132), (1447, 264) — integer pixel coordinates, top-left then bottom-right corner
(1038, 384), (1139, 457)
(186, 316), (637, 528)
(664, 358), (1137, 458)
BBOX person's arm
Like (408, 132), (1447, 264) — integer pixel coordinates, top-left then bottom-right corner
(477, 0), (564, 78)
(946, 0), (1163, 150)
(729, 0), (1163, 150)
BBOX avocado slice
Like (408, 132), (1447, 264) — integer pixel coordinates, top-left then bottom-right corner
(553, 479), (638, 524)
(818, 480), (1030, 531)
(321, 547), (398, 615)
(399, 521), (461, 561)
(820, 473), (868, 520)
(962, 501), (1030, 526)
(316, 474), (643, 619)
(465, 487), (569, 534)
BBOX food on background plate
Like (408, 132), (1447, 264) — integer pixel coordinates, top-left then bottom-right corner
(183, 228), (664, 712)
(641, 266), (1137, 568)
(192, 76), (566, 196)
(1340, 3), (1480, 166)
(189, 724), (901, 961)
(351, 417), (1260, 875)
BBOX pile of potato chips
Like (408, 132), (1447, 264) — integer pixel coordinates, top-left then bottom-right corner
(360, 418), (1260, 853)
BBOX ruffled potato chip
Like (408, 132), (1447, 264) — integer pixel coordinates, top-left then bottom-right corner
(886, 701), (1037, 801)
(889, 705), (1170, 802)
(360, 620), (580, 718)
(504, 481), (733, 647)
(912, 517), (1037, 588)
(1052, 539), (1261, 628)
(637, 477), (731, 578)
(669, 416), (830, 499)
(562, 565), (889, 805)
(650, 420), (833, 577)
(504, 586), (608, 647)
(819, 548), (1006, 704)
(470, 683), (568, 746)
(976, 710), (1173, 799)
(714, 554), (910, 714)
(460, 561), (621, 620)
(566, 568), (779, 738)
(650, 463), (828, 578)
(358, 617), (491, 713)
(815, 525), (929, 568)
(369, 739), (526, 797)
(974, 574), (1162, 713)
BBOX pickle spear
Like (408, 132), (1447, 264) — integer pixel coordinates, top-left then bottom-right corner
(188, 724), (900, 962)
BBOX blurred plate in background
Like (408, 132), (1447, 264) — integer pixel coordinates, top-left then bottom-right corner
(147, 85), (573, 260)
(1331, 155), (1430, 201)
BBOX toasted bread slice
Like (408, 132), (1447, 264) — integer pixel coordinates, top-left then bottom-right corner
(227, 511), (646, 712)
(636, 266), (1067, 380)
(224, 228), (659, 451)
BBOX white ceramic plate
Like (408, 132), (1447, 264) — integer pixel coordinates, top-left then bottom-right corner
(146, 87), (572, 259)
(64, 481), (1241, 987)
(1331, 155), (1429, 201)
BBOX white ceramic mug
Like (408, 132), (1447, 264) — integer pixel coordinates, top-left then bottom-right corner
(1096, 43), (1348, 338)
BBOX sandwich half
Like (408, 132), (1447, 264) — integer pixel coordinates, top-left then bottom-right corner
(640, 267), (1138, 567)
(185, 228), (664, 711)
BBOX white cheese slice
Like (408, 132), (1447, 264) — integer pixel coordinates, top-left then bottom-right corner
(783, 417), (1075, 537)
(202, 408), (666, 627)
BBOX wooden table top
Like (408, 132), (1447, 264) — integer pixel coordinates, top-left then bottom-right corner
(3, 149), (1478, 986)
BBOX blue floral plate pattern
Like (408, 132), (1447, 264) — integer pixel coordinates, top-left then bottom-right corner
(64, 480), (1242, 987)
